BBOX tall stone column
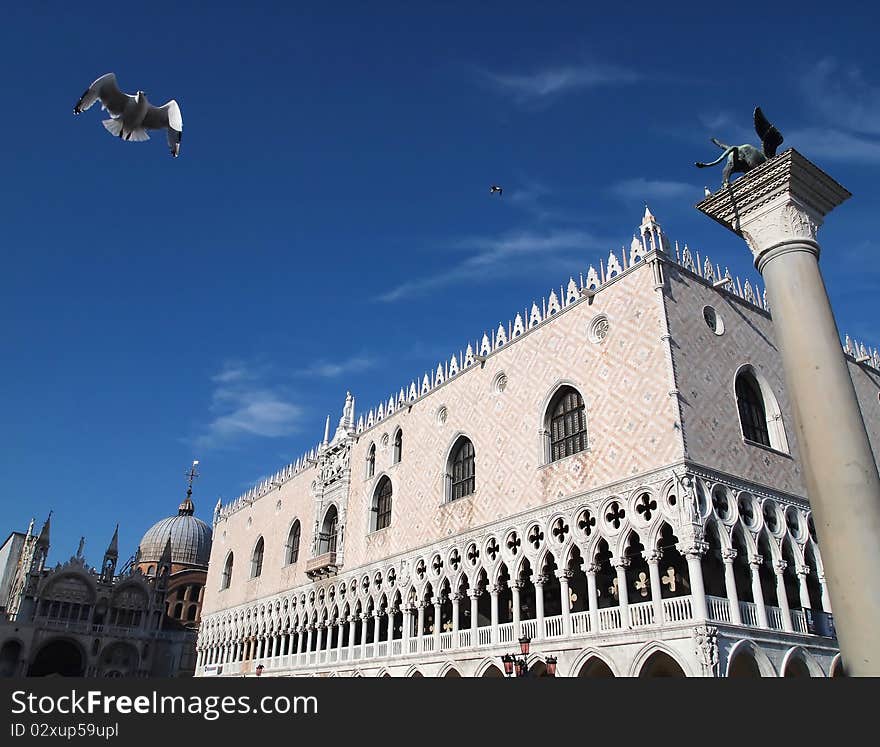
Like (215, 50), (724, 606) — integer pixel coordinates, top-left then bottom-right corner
(348, 616), (357, 659)
(645, 551), (664, 625)
(774, 561), (794, 632)
(469, 591), (479, 642)
(797, 567), (813, 612)
(682, 542), (709, 622)
(432, 597), (441, 648)
(451, 594), (461, 643)
(613, 561), (630, 629)
(818, 572), (833, 613)
(511, 582), (522, 638)
(557, 570), (572, 636)
(722, 549), (743, 625)
(697, 149), (880, 674)
(749, 556), (770, 628)
(586, 564), (600, 634)
(417, 603), (426, 649)
(489, 586), (500, 643)
(533, 576), (545, 640)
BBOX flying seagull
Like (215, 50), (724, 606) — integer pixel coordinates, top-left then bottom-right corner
(74, 73), (183, 157)
(489, 185), (503, 196)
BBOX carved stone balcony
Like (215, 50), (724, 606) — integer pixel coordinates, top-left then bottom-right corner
(305, 552), (339, 580)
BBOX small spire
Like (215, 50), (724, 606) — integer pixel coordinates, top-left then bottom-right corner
(76, 536), (86, 558)
(323, 414), (331, 445)
(106, 524), (119, 558)
(37, 511), (52, 547)
(26, 518), (34, 539)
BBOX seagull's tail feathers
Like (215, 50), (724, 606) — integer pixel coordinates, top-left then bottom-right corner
(102, 119), (149, 142)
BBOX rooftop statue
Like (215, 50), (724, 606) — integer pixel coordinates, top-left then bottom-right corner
(696, 107), (783, 188)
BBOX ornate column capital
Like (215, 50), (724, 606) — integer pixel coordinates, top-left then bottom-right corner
(533, 574), (548, 587)
(749, 554), (764, 569)
(773, 560), (788, 575)
(797, 565), (811, 578)
(451, 593), (462, 603)
(586, 562), (601, 575)
(556, 569), (574, 582)
(643, 549), (662, 564)
(679, 541), (709, 560)
(612, 558), (630, 571)
(696, 149), (851, 270)
(721, 548), (738, 563)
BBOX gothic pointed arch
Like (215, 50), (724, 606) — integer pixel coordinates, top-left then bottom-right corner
(251, 536), (265, 578)
(371, 475), (393, 532)
(286, 519), (301, 565)
(221, 552), (234, 590)
(318, 505), (339, 555)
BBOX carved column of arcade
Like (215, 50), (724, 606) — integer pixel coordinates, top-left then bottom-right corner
(451, 594), (461, 642)
(432, 597), (441, 649)
(533, 575), (546, 641)
(749, 556), (770, 628)
(774, 561), (794, 632)
(682, 542), (709, 622)
(557, 570), (572, 636)
(469, 591), (479, 642)
(612, 560), (630, 629)
(489, 586), (500, 644)
(511, 581), (523, 639)
(722, 549), (743, 625)
(698, 149), (880, 674)
(416, 603), (426, 650)
(645, 550), (665, 625)
(586, 564), (600, 634)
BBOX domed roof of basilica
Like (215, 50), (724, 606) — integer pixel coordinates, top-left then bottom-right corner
(137, 495), (212, 568)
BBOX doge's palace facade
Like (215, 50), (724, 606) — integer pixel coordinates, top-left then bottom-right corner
(196, 208), (880, 677)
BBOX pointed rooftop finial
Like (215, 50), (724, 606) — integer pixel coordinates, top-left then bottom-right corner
(643, 203), (656, 222)
(26, 518), (34, 538)
(76, 536), (85, 558)
(323, 414), (331, 445)
(180, 460), (199, 515)
(37, 511), (52, 547)
(106, 524), (119, 558)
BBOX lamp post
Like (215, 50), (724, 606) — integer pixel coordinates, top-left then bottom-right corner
(500, 637), (557, 677)
(255, 664), (264, 677)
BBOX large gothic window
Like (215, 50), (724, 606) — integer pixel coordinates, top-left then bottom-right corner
(393, 429), (403, 465)
(736, 372), (770, 446)
(373, 476), (393, 531)
(366, 443), (376, 479)
(221, 553), (233, 590)
(546, 386), (587, 462)
(318, 506), (338, 555)
(286, 520), (301, 565)
(251, 537), (264, 578)
(447, 436), (475, 501)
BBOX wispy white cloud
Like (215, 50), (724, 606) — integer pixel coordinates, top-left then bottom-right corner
(294, 356), (376, 378)
(802, 58), (880, 136)
(376, 228), (604, 302)
(785, 128), (880, 164)
(609, 177), (699, 202)
(194, 362), (303, 450)
(482, 63), (640, 104)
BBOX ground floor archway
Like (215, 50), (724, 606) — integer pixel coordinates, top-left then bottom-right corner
(27, 639), (85, 677)
(576, 657), (615, 678)
(637, 651), (686, 677)
(0, 640), (23, 677)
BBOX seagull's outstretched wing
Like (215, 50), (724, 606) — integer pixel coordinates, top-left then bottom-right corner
(754, 107), (783, 158)
(143, 100), (183, 157)
(74, 73), (131, 117)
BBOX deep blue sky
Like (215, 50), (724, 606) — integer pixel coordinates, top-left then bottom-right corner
(1, 1), (877, 567)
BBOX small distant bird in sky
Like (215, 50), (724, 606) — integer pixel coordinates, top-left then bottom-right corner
(74, 73), (184, 157)
(704, 186), (711, 197)
(489, 185), (503, 196)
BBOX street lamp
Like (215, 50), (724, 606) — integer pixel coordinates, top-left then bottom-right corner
(255, 664), (264, 677)
(499, 637), (557, 677)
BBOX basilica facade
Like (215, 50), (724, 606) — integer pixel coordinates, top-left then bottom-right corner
(196, 209), (879, 678)
(0, 489), (212, 678)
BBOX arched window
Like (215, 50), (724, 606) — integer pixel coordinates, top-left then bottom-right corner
(221, 553), (233, 590)
(250, 537), (264, 578)
(286, 520), (301, 565)
(393, 429), (403, 464)
(545, 386), (587, 462)
(373, 477), (393, 531)
(735, 367), (788, 452)
(447, 436), (475, 502)
(366, 443), (376, 478)
(318, 506), (338, 554)
(736, 373), (770, 446)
